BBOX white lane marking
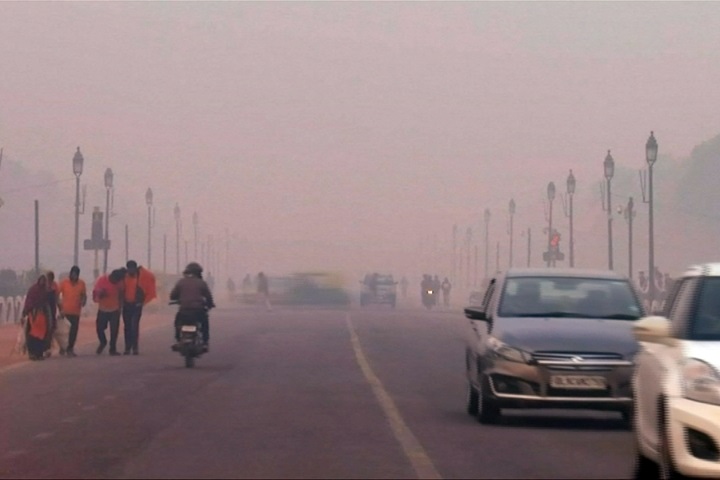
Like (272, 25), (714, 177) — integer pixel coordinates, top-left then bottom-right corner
(345, 314), (442, 480)
(34, 432), (55, 440)
(81, 405), (97, 411)
(61, 416), (79, 424)
(103, 394), (116, 401)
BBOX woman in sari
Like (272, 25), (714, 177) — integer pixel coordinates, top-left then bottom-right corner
(23, 274), (50, 361)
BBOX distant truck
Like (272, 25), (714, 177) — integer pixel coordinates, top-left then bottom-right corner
(360, 273), (397, 308)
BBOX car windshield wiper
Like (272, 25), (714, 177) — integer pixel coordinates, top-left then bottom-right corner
(512, 312), (641, 320)
(595, 313), (641, 320)
(512, 312), (589, 318)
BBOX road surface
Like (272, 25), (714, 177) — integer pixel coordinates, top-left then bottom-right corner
(0, 305), (635, 479)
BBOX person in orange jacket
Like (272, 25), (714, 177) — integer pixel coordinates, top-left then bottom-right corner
(57, 266), (87, 357)
(93, 269), (125, 355)
(121, 260), (157, 355)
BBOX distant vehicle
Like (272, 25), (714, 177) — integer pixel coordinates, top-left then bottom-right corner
(360, 273), (397, 308)
(464, 268), (644, 425)
(290, 272), (351, 306)
(633, 263), (720, 479)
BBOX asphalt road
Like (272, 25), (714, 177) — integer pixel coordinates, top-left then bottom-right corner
(0, 305), (635, 479)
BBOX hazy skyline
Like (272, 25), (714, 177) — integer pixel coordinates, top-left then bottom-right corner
(1, 2), (719, 285)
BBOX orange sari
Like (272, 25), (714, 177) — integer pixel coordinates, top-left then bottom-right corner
(27, 309), (48, 341)
(23, 276), (50, 358)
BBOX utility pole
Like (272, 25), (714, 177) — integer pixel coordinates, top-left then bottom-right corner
(35, 200), (40, 277)
(527, 227), (531, 267)
(508, 199), (516, 268)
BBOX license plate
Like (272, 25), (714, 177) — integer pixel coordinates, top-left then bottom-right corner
(550, 375), (607, 390)
(181, 325), (197, 333)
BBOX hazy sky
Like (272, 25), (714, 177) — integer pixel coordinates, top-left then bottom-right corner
(1, 1), (720, 284)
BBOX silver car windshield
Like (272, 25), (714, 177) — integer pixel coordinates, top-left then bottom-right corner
(498, 277), (643, 320)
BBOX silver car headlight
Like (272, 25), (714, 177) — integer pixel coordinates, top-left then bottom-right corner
(487, 336), (530, 364)
(682, 359), (720, 406)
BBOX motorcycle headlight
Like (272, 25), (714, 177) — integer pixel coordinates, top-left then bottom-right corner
(682, 359), (720, 406)
(487, 336), (530, 363)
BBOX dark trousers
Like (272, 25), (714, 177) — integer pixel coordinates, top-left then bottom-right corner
(96, 310), (120, 352)
(66, 315), (80, 350)
(174, 309), (209, 343)
(122, 304), (143, 353)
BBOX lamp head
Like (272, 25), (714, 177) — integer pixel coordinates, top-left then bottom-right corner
(566, 169), (576, 194)
(547, 182), (556, 201)
(72, 147), (84, 176)
(646, 131), (658, 165)
(604, 150), (615, 180)
(104, 168), (114, 188)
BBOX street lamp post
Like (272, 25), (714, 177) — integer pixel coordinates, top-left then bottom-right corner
(465, 227), (472, 289)
(484, 209), (491, 281)
(452, 225), (457, 285)
(621, 197), (636, 279)
(174, 204), (181, 274)
(193, 212), (198, 261)
(508, 199), (516, 268)
(102, 168), (113, 274)
(566, 170), (576, 267)
(146, 188), (153, 268)
(72, 148), (84, 266)
(604, 150), (615, 270)
(546, 182), (556, 267)
(642, 132), (659, 306)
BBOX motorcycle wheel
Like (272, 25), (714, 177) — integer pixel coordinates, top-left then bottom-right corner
(185, 354), (195, 368)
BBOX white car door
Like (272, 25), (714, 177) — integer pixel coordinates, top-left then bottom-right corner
(635, 277), (696, 450)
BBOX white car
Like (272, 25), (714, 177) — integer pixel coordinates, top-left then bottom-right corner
(633, 263), (720, 479)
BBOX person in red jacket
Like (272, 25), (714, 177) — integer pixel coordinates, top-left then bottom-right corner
(121, 260), (157, 355)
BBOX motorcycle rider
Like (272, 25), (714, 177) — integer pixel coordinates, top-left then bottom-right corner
(433, 275), (441, 306)
(421, 274), (432, 305)
(170, 262), (215, 353)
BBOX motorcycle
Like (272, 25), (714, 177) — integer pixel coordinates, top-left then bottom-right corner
(422, 289), (436, 310)
(170, 301), (207, 368)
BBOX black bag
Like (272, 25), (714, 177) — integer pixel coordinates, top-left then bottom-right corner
(135, 285), (145, 305)
(133, 268), (146, 304)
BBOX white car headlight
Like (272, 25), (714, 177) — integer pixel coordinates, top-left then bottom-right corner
(487, 336), (530, 363)
(682, 359), (720, 406)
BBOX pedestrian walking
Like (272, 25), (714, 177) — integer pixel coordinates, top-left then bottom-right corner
(121, 260), (157, 355)
(22, 274), (51, 361)
(441, 277), (452, 307)
(227, 277), (236, 302)
(257, 272), (271, 311)
(93, 269), (125, 356)
(43, 271), (60, 357)
(57, 266), (86, 357)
